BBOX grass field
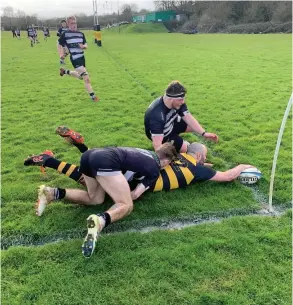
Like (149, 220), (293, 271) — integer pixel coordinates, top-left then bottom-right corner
(1, 29), (292, 304)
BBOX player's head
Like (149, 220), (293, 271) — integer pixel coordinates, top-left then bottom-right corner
(187, 142), (207, 164)
(67, 16), (77, 31)
(61, 19), (67, 27)
(155, 142), (178, 168)
(165, 80), (187, 109)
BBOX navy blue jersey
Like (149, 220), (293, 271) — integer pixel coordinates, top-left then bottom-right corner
(57, 26), (68, 37)
(58, 30), (86, 60)
(80, 147), (161, 189)
(27, 27), (35, 37)
(145, 96), (190, 138)
(43, 28), (49, 35)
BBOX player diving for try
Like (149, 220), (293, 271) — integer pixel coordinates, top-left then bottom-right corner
(25, 135), (178, 258)
(58, 16), (99, 102)
(24, 126), (254, 203)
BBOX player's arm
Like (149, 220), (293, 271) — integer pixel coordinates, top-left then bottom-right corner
(149, 117), (165, 151)
(58, 34), (66, 58)
(57, 28), (61, 37)
(131, 171), (159, 200)
(210, 164), (254, 182)
(79, 34), (88, 49)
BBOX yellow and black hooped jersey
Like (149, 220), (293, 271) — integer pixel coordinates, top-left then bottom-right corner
(152, 153), (216, 192)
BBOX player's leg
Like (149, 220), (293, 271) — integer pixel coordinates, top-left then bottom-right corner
(29, 36), (34, 47)
(55, 126), (88, 153)
(75, 63), (99, 102)
(82, 173), (133, 257)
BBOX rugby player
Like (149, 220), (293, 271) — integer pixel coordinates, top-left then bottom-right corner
(27, 25), (35, 47)
(26, 141), (177, 258)
(43, 26), (50, 41)
(145, 80), (219, 153)
(57, 19), (69, 64)
(15, 28), (21, 40)
(24, 127), (254, 197)
(58, 16), (99, 102)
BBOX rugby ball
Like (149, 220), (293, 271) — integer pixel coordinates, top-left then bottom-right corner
(238, 167), (262, 185)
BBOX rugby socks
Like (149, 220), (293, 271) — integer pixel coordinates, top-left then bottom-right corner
(97, 212), (111, 229)
(65, 70), (70, 75)
(73, 143), (88, 153)
(89, 92), (97, 100)
(54, 188), (66, 200)
(45, 158), (82, 183)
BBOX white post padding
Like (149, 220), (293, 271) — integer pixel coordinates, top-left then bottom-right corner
(268, 93), (293, 212)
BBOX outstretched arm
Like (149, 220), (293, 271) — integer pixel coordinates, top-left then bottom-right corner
(210, 164), (254, 182)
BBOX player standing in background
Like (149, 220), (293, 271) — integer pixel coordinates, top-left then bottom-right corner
(15, 28), (21, 39)
(43, 26), (50, 41)
(58, 16), (99, 102)
(27, 25), (35, 47)
(57, 19), (69, 64)
(33, 27), (40, 43)
(11, 27), (17, 38)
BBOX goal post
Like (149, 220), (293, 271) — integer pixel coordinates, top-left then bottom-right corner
(268, 93), (293, 212)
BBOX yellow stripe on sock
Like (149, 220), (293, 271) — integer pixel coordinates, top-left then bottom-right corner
(66, 165), (76, 177)
(57, 162), (66, 173)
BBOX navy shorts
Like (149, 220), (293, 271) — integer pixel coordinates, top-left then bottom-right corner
(147, 118), (188, 152)
(71, 56), (86, 69)
(80, 149), (121, 178)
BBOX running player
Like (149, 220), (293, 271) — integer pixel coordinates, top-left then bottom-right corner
(27, 142), (177, 258)
(15, 28), (21, 40)
(27, 25), (35, 47)
(145, 80), (219, 153)
(11, 27), (17, 38)
(57, 19), (69, 64)
(58, 16), (99, 102)
(33, 28), (40, 43)
(43, 26), (50, 41)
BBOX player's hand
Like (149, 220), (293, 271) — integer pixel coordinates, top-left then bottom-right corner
(204, 132), (219, 143)
(79, 43), (85, 49)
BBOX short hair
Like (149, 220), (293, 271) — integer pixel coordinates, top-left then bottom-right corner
(67, 16), (76, 24)
(165, 80), (187, 98)
(61, 19), (67, 23)
(187, 142), (206, 164)
(156, 142), (178, 162)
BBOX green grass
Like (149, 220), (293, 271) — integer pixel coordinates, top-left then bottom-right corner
(104, 23), (168, 34)
(2, 213), (292, 305)
(1, 31), (292, 304)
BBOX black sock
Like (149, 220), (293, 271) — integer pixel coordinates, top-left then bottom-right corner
(98, 212), (111, 228)
(45, 158), (82, 183)
(44, 157), (61, 170)
(54, 188), (66, 200)
(89, 92), (95, 98)
(66, 70), (70, 74)
(73, 143), (88, 153)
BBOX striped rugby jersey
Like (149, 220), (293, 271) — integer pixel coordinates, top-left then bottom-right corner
(144, 96), (190, 138)
(58, 31), (86, 60)
(57, 27), (68, 37)
(27, 27), (35, 37)
(152, 153), (216, 191)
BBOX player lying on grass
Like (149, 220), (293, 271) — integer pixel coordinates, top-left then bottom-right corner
(58, 16), (99, 102)
(145, 80), (219, 153)
(25, 134), (177, 258)
(24, 127), (254, 200)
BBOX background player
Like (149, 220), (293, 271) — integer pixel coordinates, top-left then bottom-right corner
(58, 16), (99, 102)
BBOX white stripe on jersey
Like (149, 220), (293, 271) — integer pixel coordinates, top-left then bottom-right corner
(68, 48), (82, 53)
(66, 38), (83, 44)
(65, 32), (83, 37)
(72, 54), (84, 60)
(164, 114), (178, 128)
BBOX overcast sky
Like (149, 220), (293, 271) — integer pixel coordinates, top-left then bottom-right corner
(1, 0), (155, 18)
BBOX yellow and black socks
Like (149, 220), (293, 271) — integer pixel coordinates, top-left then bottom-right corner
(45, 158), (82, 183)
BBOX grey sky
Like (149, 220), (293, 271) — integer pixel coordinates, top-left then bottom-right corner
(1, 0), (155, 18)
